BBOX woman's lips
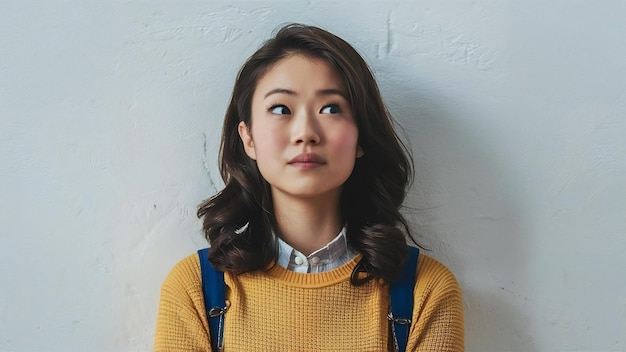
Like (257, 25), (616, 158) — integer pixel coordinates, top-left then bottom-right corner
(288, 153), (325, 169)
(289, 161), (323, 169)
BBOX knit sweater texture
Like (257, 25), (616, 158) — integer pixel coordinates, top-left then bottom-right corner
(154, 251), (464, 351)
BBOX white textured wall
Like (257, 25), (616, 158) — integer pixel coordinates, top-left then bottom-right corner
(1, 1), (625, 351)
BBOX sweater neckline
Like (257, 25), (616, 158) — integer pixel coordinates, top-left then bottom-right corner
(264, 253), (363, 288)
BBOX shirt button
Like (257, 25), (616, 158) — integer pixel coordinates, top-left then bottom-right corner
(310, 256), (320, 264)
(294, 257), (303, 265)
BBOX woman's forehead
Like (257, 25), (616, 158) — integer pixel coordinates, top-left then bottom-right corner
(254, 54), (348, 98)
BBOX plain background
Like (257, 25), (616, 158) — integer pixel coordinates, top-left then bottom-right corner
(1, 1), (625, 351)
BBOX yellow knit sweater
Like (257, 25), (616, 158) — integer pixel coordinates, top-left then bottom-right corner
(154, 252), (464, 351)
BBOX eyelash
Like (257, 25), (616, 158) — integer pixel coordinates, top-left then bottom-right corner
(268, 104), (291, 115)
(321, 102), (341, 114)
(266, 102), (342, 115)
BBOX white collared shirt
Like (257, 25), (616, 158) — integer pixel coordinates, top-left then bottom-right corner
(276, 227), (357, 273)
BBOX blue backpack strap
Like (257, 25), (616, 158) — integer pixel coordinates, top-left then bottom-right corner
(197, 248), (226, 352)
(389, 246), (420, 352)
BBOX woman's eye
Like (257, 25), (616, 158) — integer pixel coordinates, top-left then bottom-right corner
(270, 105), (291, 115)
(320, 104), (340, 114)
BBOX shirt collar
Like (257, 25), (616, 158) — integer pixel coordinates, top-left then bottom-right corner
(276, 227), (356, 273)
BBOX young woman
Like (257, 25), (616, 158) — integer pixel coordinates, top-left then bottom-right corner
(154, 24), (464, 351)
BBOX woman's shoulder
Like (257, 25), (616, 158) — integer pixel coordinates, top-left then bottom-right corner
(155, 252), (210, 350)
(415, 252), (462, 296)
(409, 252), (464, 350)
(160, 252), (202, 295)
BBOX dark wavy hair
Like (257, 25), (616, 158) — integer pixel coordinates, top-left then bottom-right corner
(198, 23), (415, 285)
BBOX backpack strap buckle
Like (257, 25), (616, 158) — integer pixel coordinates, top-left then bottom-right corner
(208, 302), (230, 318)
(387, 312), (412, 325)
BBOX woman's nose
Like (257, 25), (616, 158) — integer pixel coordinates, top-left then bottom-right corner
(291, 111), (321, 145)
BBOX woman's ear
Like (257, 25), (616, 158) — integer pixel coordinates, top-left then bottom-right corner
(356, 145), (364, 158)
(238, 121), (257, 160)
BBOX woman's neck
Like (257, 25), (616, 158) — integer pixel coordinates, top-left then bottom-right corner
(272, 190), (343, 256)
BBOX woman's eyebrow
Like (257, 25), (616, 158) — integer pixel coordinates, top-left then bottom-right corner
(317, 88), (348, 100)
(264, 88), (347, 100)
(264, 88), (296, 98)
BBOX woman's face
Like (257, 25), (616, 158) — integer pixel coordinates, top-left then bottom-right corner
(239, 54), (363, 203)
